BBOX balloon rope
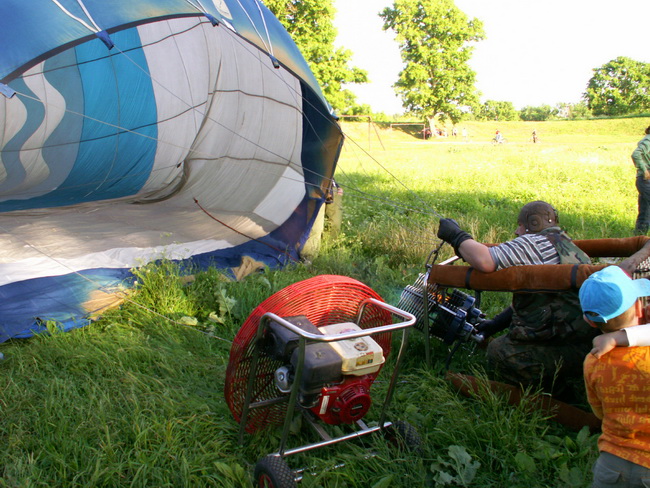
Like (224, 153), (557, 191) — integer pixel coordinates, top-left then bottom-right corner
(233, 0), (272, 54)
(74, 0), (103, 32)
(0, 225), (233, 343)
(49, 0), (98, 32)
(254, 0), (275, 58)
(192, 197), (298, 263)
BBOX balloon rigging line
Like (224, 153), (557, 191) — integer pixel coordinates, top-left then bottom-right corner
(233, 0), (272, 55)
(330, 174), (444, 249)
(7, 17), (335, 196)
(0, 221), (233, 344)
(329, 130), (446, 246)
(10, 88), (441, 236)
(253, 0), (276, 59)
(192, 197), (298, 263)
(5, 15), (443, 247)
(0, 9), (445, 344)
(74, 0), (102, 32)
(199, 21), (439, 225)
(339, 128), (444, 220)
(9, 86), (440, 228)
(49, 0), (98, 32)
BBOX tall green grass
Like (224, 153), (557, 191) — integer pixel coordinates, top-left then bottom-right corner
(1, 118), (649, 487)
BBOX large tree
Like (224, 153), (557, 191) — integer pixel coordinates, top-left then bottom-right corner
(264, 0), (368, 113)
(584, 57), (650, 117)
(380, 0), (484, 124)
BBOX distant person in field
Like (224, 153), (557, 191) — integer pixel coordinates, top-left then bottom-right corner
(532, 128), (538, 143)
(633, 125), (650, 235)
(579, 266), (650, 487)
(462, 127), (468, 141)
(494, 129), (503, 143)
(437, 201), (598, 397)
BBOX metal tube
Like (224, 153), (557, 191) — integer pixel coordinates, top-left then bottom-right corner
(422, 271), (432, 367)
(379, 326), (411, 427)
(278, 334), (306, 456)
(257, 299), (415, 345)
(276, 422), (393, 457)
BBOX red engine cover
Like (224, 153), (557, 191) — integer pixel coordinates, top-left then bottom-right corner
(311, 376), (373, 425)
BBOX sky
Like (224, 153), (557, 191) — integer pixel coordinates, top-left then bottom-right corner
(333, 0), (650, 114)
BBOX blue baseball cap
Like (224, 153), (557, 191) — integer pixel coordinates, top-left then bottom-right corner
(579, 266), (650, 323)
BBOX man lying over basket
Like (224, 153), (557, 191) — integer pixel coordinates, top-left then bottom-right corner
(437, 201), (598, 397)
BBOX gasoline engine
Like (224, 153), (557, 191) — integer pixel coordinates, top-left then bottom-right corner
(266, 315), (385, 425)
(226, 275), (418, 488)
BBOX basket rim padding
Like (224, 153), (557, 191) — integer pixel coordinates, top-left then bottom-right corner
(429, 236), (650, 292)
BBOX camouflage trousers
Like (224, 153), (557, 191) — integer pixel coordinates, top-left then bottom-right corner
(486, 333), (592, 394)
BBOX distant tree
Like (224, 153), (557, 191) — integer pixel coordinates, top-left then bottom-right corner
(566, 102), (592, 120)
(345, 104), (373, 117)
(477, 100), (518, 121)
(519, 105), (557, 121)
(584, 57), (650, 117)
(380, 0), (485, 125)
(264, 0), (368, 112)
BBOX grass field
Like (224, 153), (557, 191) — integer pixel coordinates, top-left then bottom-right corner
(1, 117), (649, 487)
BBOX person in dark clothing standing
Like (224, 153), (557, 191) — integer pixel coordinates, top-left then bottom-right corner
(632, 125), (650, 235)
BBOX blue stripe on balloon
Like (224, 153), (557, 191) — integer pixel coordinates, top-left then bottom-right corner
(0, 27), (158, 211)
(69, 29), (157, 201)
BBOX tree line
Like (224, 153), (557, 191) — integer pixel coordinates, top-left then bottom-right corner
(264, 0), (650, 122)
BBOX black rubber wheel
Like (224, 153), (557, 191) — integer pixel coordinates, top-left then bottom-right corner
(385, 420), (422, 453)
(254, 455), (297, 488)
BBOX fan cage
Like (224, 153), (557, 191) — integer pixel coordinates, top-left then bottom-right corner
(224, 274), (393, 433)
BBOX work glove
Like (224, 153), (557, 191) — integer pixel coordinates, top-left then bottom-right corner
(437, 218), (473, 256)
(477, 307), (513, 338)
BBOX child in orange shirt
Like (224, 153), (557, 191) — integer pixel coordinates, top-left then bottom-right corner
(580, 266), (650, 487)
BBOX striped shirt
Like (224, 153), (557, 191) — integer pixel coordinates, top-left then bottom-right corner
(488, 234), (560, 270)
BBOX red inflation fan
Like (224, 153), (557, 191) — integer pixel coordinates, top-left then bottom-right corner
(224, 274), (420, 488)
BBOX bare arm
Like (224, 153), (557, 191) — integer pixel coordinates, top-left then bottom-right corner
(590, 323), (650, 358)
(589, 239), (650, 357)
(457, 239), (497, 272)
(617, 239), (650, 275)
(590, 330), (629, 359)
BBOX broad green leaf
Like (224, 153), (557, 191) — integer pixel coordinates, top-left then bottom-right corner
(514, 452), (536, 474)
(432, 470), (456, 485)
(448, 445), (472, 465)
(372, 475), (394, 488)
